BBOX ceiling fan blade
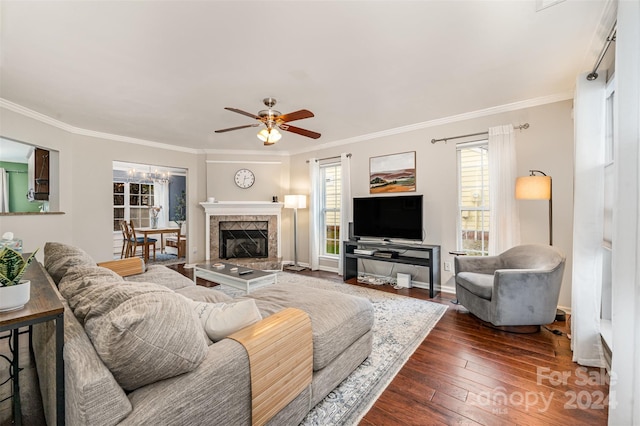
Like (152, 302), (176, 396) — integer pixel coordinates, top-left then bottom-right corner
(224, 107), (261, 120)
(279, 124), (321, 139)
(277, 109), (315, 123)
(214, 123), (259, 133)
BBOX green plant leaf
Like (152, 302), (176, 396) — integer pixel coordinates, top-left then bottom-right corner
(0, 247), (39, 286)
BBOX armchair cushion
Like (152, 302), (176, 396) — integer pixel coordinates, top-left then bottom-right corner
(456, 272), (494, 300)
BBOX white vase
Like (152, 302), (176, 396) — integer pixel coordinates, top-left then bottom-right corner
(0, 280), (31, 312)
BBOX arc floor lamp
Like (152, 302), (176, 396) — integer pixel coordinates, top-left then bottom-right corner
(515, 170), (565, 321)
(284, 194), (307, 271)
(515, 170), (553, 245)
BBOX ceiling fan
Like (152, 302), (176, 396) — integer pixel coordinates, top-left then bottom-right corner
(214, 98), (321, 145)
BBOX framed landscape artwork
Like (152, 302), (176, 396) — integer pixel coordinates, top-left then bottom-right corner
(369, 151), (416, 193)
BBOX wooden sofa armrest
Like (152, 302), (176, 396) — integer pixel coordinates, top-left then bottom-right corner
(228, 308), (313, 426)
(97, 257), (145, 277)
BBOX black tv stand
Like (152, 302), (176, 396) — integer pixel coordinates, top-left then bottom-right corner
(343, 240), (441, 298)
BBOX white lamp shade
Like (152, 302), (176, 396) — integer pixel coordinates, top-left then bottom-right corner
(284, 194), (306, 209)
(257, 128), (282, 143)
(515, 175), (551, 200)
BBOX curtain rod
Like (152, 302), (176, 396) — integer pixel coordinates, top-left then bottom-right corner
(587, 22), (617, 81)
(306, 153), (352, 163)
(430, 123), (530, 144)
(4, 170), (27, 174)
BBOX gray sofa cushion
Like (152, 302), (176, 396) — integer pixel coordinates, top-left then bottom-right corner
(242, 283), (374, 370)
(61, 267), (173, 325)
(124, 264), (195, 290)
(456, 272), (494, 300)
(44, 242), (96, 284)
(176, 285), (233, 303)
(63, 303), (133, 425)
(85, 291), (209, 391)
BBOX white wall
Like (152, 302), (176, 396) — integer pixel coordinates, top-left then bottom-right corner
(0, 107), (207, 263)
(205, 154), (290, 203)
(0, 99), (576, 308)
(289, 100), (575, 308)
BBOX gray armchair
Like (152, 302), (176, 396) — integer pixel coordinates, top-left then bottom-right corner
(454, 244), (566, 332)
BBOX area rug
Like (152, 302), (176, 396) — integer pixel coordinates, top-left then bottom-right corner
(145, 252), (184, 266)
(215, 272), (448, 425)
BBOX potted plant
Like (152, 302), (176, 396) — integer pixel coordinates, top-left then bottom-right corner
(174, 190), (186, 229)
(0, 247), (39, 312)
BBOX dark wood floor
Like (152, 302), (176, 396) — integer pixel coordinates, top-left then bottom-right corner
(178, 265), (609, 425)
(1, 267), (609, 425)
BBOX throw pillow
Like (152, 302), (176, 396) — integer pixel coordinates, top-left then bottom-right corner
(192, 299), (262, 342)
(61, 268), (172, 325)
(44, 242), (96, 284)
(85, 291), (208, 391)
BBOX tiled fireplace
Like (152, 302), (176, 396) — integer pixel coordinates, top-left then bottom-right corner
(200, 201), (283, 270)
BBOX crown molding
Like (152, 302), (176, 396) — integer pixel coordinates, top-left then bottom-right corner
(205, 160), (282, 164)
(289, 91), (574, 156)
(202, 148), (291, 156)
(0, 98), (201, 155)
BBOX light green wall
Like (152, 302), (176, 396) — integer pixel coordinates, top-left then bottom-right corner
(0, 161), (40, 212)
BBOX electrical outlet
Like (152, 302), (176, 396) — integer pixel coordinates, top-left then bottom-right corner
(444, 261), (452, 272)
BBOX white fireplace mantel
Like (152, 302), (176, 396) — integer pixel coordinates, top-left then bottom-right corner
(200, 201), (284, 216)
(200, 201), (284, 261)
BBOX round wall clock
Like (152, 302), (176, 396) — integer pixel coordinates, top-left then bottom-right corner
(234, 168), (255, 189)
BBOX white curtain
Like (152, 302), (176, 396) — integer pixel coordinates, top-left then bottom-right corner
(488, 125), (521, 255)
(308, 159), (320, 270)
(0, 169), (9, 213)
(338, 153), (351, 276)
(154, 180), (170, 228)
(571, 73), (606, 368)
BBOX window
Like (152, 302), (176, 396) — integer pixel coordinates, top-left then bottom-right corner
(457, 141), (490, 255)
(112, 181), (154, 231)
(320, 162), (341, 256)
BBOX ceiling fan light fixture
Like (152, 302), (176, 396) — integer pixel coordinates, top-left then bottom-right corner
(257, 128), (282, 144)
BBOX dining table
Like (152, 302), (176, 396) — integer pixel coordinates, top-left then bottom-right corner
(136, 226), (181, 261)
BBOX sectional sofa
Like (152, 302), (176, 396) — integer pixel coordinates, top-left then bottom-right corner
(33, 242), (374, 425)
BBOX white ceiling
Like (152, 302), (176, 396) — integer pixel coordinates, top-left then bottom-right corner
(0, 1), (610, 155)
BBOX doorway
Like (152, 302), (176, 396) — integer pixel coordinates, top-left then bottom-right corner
(112, 161), (187, 261)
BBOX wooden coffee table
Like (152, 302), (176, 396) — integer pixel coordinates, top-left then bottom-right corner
(192, 261), (277, 294)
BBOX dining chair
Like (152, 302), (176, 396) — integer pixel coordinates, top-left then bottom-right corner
(128, 220), (157, 260)
(119, 220), (130, 258)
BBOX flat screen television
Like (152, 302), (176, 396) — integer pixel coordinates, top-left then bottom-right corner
(352, 194), (423, 241)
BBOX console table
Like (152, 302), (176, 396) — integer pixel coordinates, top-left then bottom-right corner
(343, 241), (441, 297)
(0, 260), (64, 426)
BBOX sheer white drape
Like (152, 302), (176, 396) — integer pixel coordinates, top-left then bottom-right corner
(338, 153), (351, 276)
(571, 73), (606, 368)
(154, 180), (170, 228)
(488, 125), (520, 255)
(0, 169), (9, 213)
(308, 159), (320, 270)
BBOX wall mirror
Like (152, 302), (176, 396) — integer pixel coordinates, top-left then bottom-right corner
(0, 136), (61, 214)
